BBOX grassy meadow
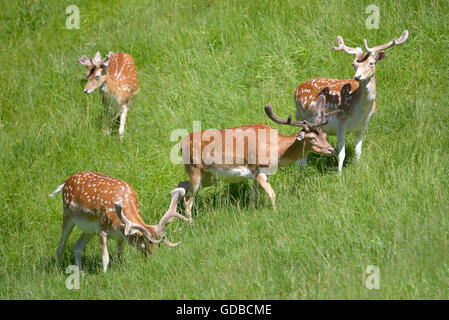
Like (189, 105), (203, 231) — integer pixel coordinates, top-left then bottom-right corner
(0, 0), (448, 299)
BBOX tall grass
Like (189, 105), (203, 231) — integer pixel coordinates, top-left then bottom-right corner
(0, 0), (448, 299)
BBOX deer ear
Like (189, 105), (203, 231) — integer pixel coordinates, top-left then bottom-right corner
(376, 51), (386, 62)
(114, 202), (123, 219)
(315, 94), (326, 122)
(114, 202), (131, 236)
(341, 83), (351, 96)
(296, 131), (305, 141)
(319, 88), (329, 96)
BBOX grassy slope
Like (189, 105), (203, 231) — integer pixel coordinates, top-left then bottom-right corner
(0, 0), (448, 299)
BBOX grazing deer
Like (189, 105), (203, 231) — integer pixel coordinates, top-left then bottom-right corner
(78, 52), (139, 140)
(295, 30), (409, 173)
(50, 171), (190, 272)
(178, 95), (338, 216)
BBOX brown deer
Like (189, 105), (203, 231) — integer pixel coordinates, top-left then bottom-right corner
(295, 30), (409, 173)
(78, 52), (139, 140)
(49, 171), (190, 272)
(178, 95), (338, 217)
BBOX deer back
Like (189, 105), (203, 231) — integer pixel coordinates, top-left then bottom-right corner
(181, 124), (280, 169)
(104, 52), (140, 103)
(62, 171), (143, 230)
(295, 78), (361, 119)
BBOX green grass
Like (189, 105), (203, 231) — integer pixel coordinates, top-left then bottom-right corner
(1, 0), (448, 299)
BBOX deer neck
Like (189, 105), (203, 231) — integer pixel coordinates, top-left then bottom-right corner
(134, 217), (153, 232)
(278, 134), (307, 167)
(100, 80), (110, 94)
(359, 75), (376, 111)
(101, 75), (119, 96)
(125, 206), (151, 230)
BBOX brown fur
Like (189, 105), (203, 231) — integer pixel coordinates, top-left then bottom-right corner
(60, 171), (157, 255)
(84, 52), (139, 102)
(179, 123), (334, 215)
(62, 171), (153, 236)
(103, 52), (139, 103)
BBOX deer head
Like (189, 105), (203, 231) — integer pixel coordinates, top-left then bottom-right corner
(265, 94), (338, 155)
(114, 188), (191, 255)
(333, 30), (408, 81)
(78, 51), (114, 94)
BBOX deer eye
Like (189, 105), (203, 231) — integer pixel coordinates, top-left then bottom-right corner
(369, 62), (374, 66)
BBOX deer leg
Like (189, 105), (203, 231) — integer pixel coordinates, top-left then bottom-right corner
(249, 179), (260, 209)
(256, 173), (276, 210)
(184, 169), (201, 219)
(115, 238), (124, 263)
(73, 233), (93, 272)
(100, 231), (110, 272)
(296, 157), (308, 173)
(337, 122), (347, 174)
(56, 213), (75, 264)
(118, 104), (128, 141)
(101, 93), (112, 135)
(354, 129), (365, 162)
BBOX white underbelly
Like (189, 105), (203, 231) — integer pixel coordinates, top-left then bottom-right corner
(205, 167), (255, 183)
(309, 110), (372, 135)
(72, 217), (101, 234)
(321, 116), (339, 135)
(297, 101), (375, 135)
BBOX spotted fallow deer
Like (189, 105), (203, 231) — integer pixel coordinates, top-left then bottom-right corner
(178, 95), (339, 217)
(49, 171), (190, 272)
(295, 30), (409, 173)
(78, 52), (139, 140)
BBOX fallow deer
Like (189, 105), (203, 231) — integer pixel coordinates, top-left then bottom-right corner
(50, 171), (190, 272)
(78, 52), (139, 140)
(178, 95), (338, 216)
(295, 30), (409, 173)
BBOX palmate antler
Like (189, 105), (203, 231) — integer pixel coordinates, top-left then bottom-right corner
(265, 95), (340, 131)
(114, 188), (190, 247)
(114, 202), (162, 244)
(154, 188), (191, 247)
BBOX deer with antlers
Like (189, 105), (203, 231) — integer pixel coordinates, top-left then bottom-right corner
(50, 171), (190, 272)
(178, 95), (338, 216)
(295, 30), (409, 173)
(78, 52), (139, 140)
